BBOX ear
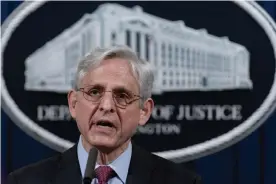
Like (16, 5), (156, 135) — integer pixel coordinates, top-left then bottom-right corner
(68, 90), (77, 119)
(139, 98), (154, 126)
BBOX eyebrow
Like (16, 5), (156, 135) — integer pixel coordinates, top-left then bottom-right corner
(82, 84), (104, 90)
(113, 87), (134, 94)
(83, 84), (135, 94)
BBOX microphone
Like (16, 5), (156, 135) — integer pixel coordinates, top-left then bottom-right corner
(83, 147), (98, 184)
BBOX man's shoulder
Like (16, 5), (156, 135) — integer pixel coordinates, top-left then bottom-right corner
(7, 145), (77, 184)
(7, 153), (61, 184)
(132, 144), (201, 183)
(150, 153), (201, 183)
(11, 153), (60, 175)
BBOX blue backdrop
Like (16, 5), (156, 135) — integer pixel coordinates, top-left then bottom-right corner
(1, 1), (276, 184)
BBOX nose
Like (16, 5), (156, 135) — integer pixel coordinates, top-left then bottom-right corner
(99, 91), (115, 113)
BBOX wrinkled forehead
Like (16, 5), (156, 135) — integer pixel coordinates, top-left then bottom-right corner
(80, 58), (140, 93)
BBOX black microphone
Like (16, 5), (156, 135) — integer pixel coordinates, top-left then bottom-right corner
(83, 147), (98, 184)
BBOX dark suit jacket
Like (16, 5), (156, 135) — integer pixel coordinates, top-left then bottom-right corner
(7, 143), (201, 184)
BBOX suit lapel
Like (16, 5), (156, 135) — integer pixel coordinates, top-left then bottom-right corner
(51, 143), (158, 184)
(126, 143), (154, 184)
(53, 145), (82, 184)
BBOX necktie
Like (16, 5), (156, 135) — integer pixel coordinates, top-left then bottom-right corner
(95, 166), (116, 184)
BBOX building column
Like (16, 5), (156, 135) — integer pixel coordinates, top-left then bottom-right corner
(140, 32), (146, 60)
(149, 34), (154, 64)
(130, 29), (136, 51)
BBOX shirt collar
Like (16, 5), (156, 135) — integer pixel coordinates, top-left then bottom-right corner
(77, 136), (132, 183)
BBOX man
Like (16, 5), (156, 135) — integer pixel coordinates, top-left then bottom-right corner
(7, 45), (201, 184)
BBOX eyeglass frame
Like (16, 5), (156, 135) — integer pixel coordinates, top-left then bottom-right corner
(76, 87), (142, 109)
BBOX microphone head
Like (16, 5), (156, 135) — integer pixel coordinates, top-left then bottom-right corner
(83, 147), (98, 184)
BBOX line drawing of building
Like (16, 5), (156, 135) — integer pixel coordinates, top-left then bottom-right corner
(24, 3), (253, 94)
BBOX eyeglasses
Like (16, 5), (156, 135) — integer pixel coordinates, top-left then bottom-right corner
(77, 86), (141, 109)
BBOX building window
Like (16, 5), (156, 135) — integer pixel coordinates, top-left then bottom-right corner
(170, 80), (173, 86)
(146, 34), (150, 60)
(162, 43), (166, 66)
(181, 48), (185, 67)
(126, 30), (131, 47)
(168, 44), (172, 67)
(136, 32), (140, 57)
(187, 48), (190, 68)
(111, 32), (116, 46)
(170, 71), (173, 77)
(175, 46), (179, 67)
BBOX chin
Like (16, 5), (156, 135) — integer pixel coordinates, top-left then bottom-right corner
(93, 143), (117, 153)
(88, 136), (115, 148)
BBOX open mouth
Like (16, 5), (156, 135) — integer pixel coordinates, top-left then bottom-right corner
(96, 121), (114, 128)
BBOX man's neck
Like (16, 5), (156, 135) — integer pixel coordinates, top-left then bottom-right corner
(81, 136), (130, 165)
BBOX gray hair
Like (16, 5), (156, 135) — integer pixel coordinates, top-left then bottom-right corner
(73, 45), (154, 104)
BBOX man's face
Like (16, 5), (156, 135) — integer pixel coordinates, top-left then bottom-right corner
(68, 58), (153, 152)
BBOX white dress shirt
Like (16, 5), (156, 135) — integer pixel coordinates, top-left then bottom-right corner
(77, 137), (132, 184)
